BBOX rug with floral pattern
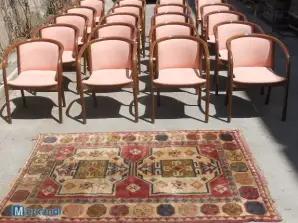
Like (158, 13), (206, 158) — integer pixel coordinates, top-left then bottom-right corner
(0, 130), (281, 222)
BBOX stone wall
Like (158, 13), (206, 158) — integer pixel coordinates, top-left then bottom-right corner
(0, 0), (75, 62)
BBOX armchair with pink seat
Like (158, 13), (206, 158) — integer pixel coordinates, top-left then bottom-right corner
(76, 37), (139, 124)
(48, 13), (89, 47)
(65, 6), (96, 35)
(35, 24), (79, 67)
(1, 39), (64, 123)
(213, 21), (264, 95)
(226, 34), (291, 122)
(80, 0), (105, 23)
(150, 36), (211, 123)
(200, 3), (235, 36)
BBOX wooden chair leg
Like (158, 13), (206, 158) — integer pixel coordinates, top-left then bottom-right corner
(4, 87), (12, 124)
(92, 92), (97, 108)
(282, 82), (290, 121)
(215, 59), (219, 96)
(151, 86), (155, 124)
(205, 86), (210, 123)
(157, 89), (160, 106)
(58, 89), (63, 124)
(21, 90), (27, 108)
(83, 51), (87, 75)
(62, 89), (66, 107)
(133, 87), (139, 123)
(198, 88), (202, 106)
(225, 82), (229, 106)
(78, 87), (86, 124)
(227, 82), (233, 123)
(265, 86), (271, 104)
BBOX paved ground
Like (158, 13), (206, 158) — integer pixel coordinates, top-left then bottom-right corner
(0, 0), (298, 222)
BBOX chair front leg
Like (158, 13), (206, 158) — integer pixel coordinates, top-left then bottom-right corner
(157, 89), (161, 106)
(265, 86), (271, 104)
(151, 85), (155, 124)
(58, 87), (63, 124)
(4, 87), (12, 124)
(78, 85), (87, 124)
(21, 90), (27, 108)
(133, 87), (139, 123)
(197, 88), (202, 106)
(227, 80), (233, 123)
(205, 85), (210, 123)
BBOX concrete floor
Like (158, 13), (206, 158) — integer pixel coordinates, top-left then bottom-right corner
(0, 0), (298, 222)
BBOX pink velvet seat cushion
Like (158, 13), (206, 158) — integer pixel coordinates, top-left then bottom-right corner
(154, 68), (206, 86)
(62, 51), (75, 63)
(82, 69), (132, 86)
(219, 49), (228, 61)
(233, 67), (286, 84)
(8, 70), (57, 88)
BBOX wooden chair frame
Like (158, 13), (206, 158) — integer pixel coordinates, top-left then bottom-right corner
(76, 37), (138, 124)
(226, 34), (291, 122)
(213, 21), (264, 95)
(199, 3), (235, 35)
(34, 24), (80, 64)
(150, 35), (211, 123)
(1, 39), (64, 124)
(47, 13), (89, 45)
(204, 11), (247, 42)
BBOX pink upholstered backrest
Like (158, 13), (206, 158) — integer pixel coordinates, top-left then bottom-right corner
(40, 26), (75, 51)
(113, 6), (141, 17)
(155, 14), (185, 25)
(160, 0), (184, 4)
(157, 39), (199, 69)
(202, 5), (230, 24)
(80, 0), (103, 17)
(156, 25), (192, 40)
(106, 15), (137, 26)
(90, 40), (131, 70)
(208, 13), (239, 35)
(18, 42), (59, 72)
(56, 15), (85, 37)
(67, 8), (93, 26)
(229, 37), (272, 68)
(96, 25), (133, 39)
(156, 5), (184, 14)
(119, 0), (143, 7)
(217, 23), (252, 50)
(197, 0), (222, 19)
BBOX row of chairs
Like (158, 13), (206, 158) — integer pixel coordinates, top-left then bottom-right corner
(1, 0), (291, 124)
(2, 0), (148, 124)
(148, 0), (291, 122)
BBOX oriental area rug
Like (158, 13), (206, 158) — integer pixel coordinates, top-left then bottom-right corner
(0, 130), (281, 223)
